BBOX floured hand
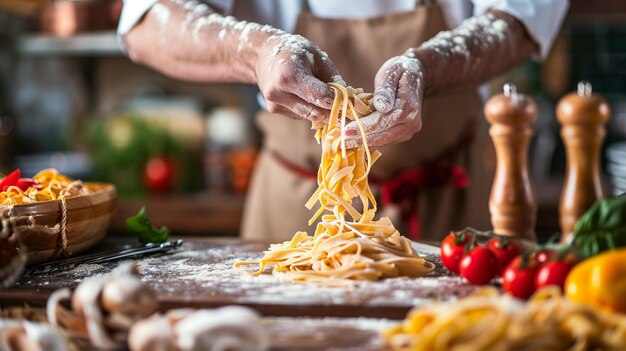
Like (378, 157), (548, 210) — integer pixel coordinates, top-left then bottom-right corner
(256, 34), (338, 122)
(344, 55), (424, 148)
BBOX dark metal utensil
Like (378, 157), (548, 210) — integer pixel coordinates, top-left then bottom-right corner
(26, 240), (184, 275)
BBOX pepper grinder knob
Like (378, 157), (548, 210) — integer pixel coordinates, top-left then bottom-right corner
(485, 83), (537, 240)
(557, 81), (610, 243)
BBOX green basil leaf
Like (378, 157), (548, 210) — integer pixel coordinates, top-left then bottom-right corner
(573, 195), (626, 258)
(125, 206), (170, 244)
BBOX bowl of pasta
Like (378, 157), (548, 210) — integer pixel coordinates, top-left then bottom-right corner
(0, 169), (117, 264)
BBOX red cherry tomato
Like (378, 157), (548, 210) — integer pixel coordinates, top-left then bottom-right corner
(459, 246), (497, 285)
(535, 250), (554, 264)
(144, 157), (175, 192)
(440, 232), (473, 274)
(534, 260), (573, 291)
(487, 238), (521, 276)
(502, 256), (539, 299)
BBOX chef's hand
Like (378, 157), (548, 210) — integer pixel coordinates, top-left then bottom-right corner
(256, 34), (338, 123)
(344, 55), (424, 148)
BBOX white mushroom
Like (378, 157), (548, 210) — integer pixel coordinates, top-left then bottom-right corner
(128, 314), (177, 351)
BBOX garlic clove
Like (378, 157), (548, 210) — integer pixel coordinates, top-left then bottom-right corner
(47, 288), (89, 337)
(48, 263), (158, 350)
(22, 322), (68, 351)
(0, 319), (68, 351)
(101, 275), (158, 318)
(174, 306), (268, 351)
(128, 314), (177, 351)
(71, 278), (106, 320)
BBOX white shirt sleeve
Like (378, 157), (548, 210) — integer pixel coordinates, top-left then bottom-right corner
(118, 0), (159, 36)
(117, 0), (159, 53)
(472, 0), (569, 59)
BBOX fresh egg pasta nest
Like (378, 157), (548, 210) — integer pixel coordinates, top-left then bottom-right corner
(384, 286), (626, 351)
(235, 83), (434, 285)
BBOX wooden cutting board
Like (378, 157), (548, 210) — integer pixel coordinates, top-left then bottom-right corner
(1, 240), (477, 319)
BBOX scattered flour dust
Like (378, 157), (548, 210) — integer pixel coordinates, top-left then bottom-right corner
(420, 13), (509, 58)
(493, 19), (508, 32)
(14, 263), (110, 288)
(129, 242), (475, 307)
(360, 12), (510, 119)
(366, 55), (423, 116)
(332, 75), (346, 86)
(14, 242), (474, 330)
(168, 0), (332, 100)
(151, 3), (171, 27)
(11, 243), (473, 350)
(305, 51), (315, 66)
(171, 0), (280, 52)
(218, 28), (227, 40)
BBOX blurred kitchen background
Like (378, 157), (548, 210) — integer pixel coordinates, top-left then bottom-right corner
(0, 0), (624, 239)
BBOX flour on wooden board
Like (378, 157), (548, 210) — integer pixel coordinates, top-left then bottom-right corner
(13, 242), (476, 328)
(129, 243), (475, 306)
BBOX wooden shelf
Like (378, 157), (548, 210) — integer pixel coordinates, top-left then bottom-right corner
(110, 192), (246, 236)
(18, 31), (122, 56)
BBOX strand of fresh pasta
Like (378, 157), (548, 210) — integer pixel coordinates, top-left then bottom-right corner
(235, 83), (434, 285)
(385, 287), (626, 351)
(0, 169), (91, 206)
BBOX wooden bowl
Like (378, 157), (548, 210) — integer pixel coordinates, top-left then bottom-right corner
(6, 183), (117, 264)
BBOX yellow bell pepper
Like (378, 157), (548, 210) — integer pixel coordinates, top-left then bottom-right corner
(565, 247), (626, 314)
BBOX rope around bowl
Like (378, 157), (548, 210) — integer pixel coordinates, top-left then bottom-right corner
(1, 196), (70, 257)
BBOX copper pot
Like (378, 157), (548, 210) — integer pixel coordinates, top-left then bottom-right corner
(38, 0), (119, 37)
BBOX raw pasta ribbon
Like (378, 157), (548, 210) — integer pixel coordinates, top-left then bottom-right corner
(235, 83), (434, 285)
(385, 287), (626, 350)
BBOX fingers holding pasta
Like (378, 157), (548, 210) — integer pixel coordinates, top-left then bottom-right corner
(256, 34), (339, 122)
(345, 116), (416, 149)
(265, 91), (331, 122)
(234, 83), (434, 285)
(344, 57), (424, 148)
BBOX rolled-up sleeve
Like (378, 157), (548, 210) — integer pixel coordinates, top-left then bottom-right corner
(117, 0), (159, 53)
(117, 0), (234, 53)
(118, 0), (159, 36)
(472, 0), (569, 59)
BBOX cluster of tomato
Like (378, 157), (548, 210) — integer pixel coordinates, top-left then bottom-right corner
(440, 230), (578, 299)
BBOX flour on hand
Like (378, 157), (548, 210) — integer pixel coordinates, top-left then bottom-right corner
(420, 13), (509, 59)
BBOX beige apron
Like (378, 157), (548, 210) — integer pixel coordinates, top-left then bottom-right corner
(241, 3), (491, 242)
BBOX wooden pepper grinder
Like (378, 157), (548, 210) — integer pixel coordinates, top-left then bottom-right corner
(485, 84), (537, 240)
(557, 81), (610, 243)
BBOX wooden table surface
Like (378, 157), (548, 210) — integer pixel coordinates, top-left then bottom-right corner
(0, 237), (477, 320)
